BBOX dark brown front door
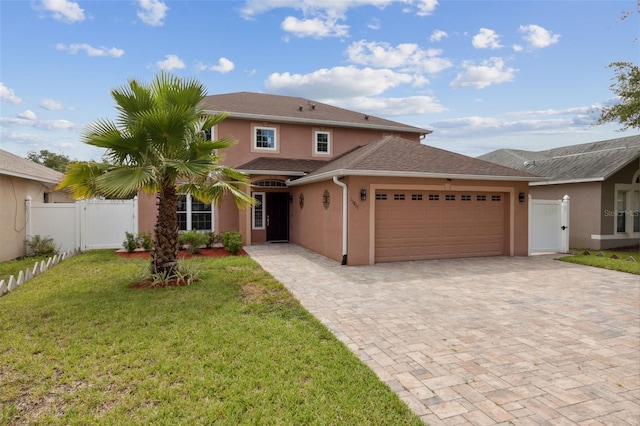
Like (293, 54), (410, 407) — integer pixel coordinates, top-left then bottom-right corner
(266, 192), (289, 241)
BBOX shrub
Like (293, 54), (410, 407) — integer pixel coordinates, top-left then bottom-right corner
(25, 235), (59, 257)
(221, 231), (243, 255)
(138, 232), (153, 250)
(123, 232), (138, 253)
(179, 231), (210, 255)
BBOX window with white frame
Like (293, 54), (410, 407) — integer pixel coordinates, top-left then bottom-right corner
(177, 194), (213, 231)
(314, 131), (330, 155)
(202, 126), (215, 141)
(252, 192), (265, 230)
(614, 173), (640, 234)
(254, 127), (276, 150)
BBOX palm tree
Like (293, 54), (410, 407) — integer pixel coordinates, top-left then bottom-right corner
(58, 72), (253, 278)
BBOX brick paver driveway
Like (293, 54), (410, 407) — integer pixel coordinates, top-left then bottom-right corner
(245, 244), (640, 425)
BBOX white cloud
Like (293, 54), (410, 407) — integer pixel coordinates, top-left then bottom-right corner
(156, 54), (185, 70)
(197, 58), (235, 74)
(519, 24), (560, 48)
(512, 44), (523, 52)
(367, 18), (381, 30)
(0, 83), (22, 104)
(240, 1), (437, 21)
(56, 43), (124, 57)
(18, 110), (37, 120)
(331, 95), (447, 116)
(281, 16), (349, 38)
(430, 30), (448, 42)
(40, 98), (72, 110)
(414, 0), (438, 16)
(37, 0), (85, 23)
(0, 116), (78, 130)
(265, 66), (417, 99)
(137, 0), (169, 27)
(450, 57), (516, 89)
(346, 40), (452, 74)
(472, 28), (503, 49)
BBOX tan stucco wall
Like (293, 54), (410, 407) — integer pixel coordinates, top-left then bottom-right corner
(290, 176), (530, 266)
(216, 118), (421, 167)
(0, 175), (70, 262)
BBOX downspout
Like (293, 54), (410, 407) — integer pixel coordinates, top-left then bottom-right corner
(332, 176), (348, 265)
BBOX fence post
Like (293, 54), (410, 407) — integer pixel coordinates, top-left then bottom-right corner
(76, 199), (85, 251)
(561, 195), (570, 253)
(132, 196), (139, 235)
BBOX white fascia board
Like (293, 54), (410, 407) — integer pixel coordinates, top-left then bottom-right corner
(203, 109), (431, 136)
(287, 169), (545, 186)
(530, 177), (604, 186)
(239, 169), (306, 177)
(0, 169), (61, 185)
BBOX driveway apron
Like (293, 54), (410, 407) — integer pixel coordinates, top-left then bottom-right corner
(244, 244), (640, 425)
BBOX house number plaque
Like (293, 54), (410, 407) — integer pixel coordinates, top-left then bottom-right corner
(322, 190), (330, 209)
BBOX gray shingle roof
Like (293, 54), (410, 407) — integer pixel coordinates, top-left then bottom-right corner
(0, 149), (64, 184)
(237, 157), (329, 175)
(201, 92), (430, 135)
(478, 135), (640, 184)
(289, 136), (540, 185)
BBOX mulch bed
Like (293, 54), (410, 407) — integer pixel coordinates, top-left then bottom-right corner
(115, 247), (247, 260)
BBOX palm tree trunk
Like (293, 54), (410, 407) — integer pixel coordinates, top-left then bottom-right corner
(152, 179), (179, 277)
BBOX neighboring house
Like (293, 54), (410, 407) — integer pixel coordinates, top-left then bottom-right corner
(138, 92), (541, 265)
(0, 149), (73, 261)
(479, 135), (640, 250)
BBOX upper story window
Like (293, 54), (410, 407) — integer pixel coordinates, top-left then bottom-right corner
(254, 126), (277, 150)
(202, 126), (215, 141)
(314, 130), (331, 155)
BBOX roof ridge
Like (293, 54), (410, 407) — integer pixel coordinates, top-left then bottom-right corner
(551, 145), (631, 159)
(343, 136), (395, 169)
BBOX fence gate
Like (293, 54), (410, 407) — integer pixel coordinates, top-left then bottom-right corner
(528, 195), (569, 255)
(26, 197), (138, 252)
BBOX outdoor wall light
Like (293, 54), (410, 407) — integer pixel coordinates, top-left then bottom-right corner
(360, 189), (367, 201)
(519, 192), (525, 202)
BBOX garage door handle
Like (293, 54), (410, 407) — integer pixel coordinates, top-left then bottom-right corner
(561, 225), (567, 230)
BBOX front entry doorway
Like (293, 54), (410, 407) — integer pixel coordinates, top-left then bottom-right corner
(266, 192), (289, 241)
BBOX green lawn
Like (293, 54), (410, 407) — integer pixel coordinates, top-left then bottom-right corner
(557, 248), (640, 275)
(0, 250), (423, 426)
(0, 255), (50, 284)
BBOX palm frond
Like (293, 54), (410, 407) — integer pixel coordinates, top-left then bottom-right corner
(56, 162), (111, 199)
(95, 166), (157, 199)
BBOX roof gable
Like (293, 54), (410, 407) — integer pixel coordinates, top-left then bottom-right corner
(290, 136), (540, 185)
(201, 92), (429, 135)
(0, 149), (64, 184)
(479, 135), (640, 184)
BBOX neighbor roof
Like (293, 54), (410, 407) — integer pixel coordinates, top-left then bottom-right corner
(288, 136), (542, 185)
(478, 135), (640, 185)
(237, 157), (329, 177)
(0, 149), (64, 185)
(201, 92), (430, 136)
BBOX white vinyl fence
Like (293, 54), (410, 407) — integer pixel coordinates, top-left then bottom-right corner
(528, 195), (570, 255)
(26, 197), (138, 252)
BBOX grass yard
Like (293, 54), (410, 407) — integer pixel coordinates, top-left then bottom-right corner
(557, 248), (640, 275)
(0, 250), (423, 426)
(0, 256), (50, 284)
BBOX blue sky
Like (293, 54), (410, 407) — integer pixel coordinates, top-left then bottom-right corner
(1, 0), (638, 162)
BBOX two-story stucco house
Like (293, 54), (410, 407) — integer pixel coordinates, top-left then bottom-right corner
(138, 92), (541, 265)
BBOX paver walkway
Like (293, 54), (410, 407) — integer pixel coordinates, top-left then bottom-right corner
(245, 244), (640, 425)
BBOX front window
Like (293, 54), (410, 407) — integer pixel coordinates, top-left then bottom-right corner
(255, 127), (276, 150)
(315, 131), (330, 154)
(616, 190), (627, 233)
(178, 194), (213, 231)
(252, 192), (265, 230)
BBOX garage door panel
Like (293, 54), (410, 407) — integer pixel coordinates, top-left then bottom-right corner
(375, 190), (506, 262)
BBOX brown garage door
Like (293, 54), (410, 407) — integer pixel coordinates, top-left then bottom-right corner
(375, 190), (506, 262)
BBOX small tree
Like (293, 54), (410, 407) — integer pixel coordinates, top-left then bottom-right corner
(58, 72), (254, 279)
(596, 62), (640, 131)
